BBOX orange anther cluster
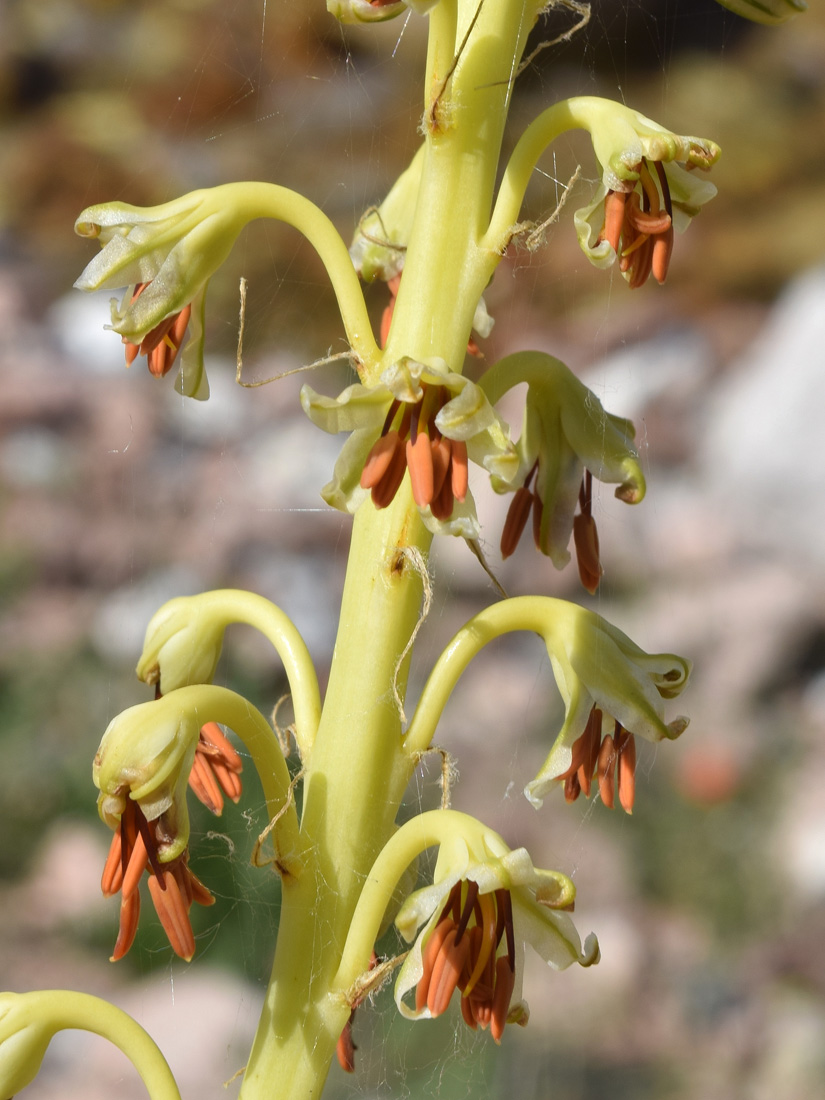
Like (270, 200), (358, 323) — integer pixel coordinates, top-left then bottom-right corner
(101, 799), (214, 962)
(188, 721), (244, 814)
(600, 160), (674, 288)
(122, 282), (191, 378)
(558, 707), (637, 814)
(360, 386), (469, 519)
(501, 468), (602, 594)
(415, 881), (517, 1042)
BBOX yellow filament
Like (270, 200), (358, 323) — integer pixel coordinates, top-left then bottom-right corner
(463, 892), (498, 996)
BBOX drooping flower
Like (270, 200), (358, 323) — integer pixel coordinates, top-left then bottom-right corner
(394, 828), (598, 1040)
(571, 104), (720, 288)
(74, 189), (247, 399)
(482, 353), (644, 587)
(301, 356), (518, 538)
(525, 602), (691, 809)
(94, 697), (241, 960)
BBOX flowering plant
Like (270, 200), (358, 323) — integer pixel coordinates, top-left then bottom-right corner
(1, 0), (801, 1098)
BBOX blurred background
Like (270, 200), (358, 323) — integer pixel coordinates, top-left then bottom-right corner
(2, 1), (825, 1097)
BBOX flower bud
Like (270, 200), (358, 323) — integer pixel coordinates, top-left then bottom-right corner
(136, 596), (224, 695)
(0, 994), (52, 1100)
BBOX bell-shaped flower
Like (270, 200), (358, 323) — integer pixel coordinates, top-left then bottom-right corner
(484, 354), (644, 586)
(74, 189), (247, 399)
(714, 0), (806, 21)
(394, 827), (598, 1041)
(94, 698), (201, 846)
(93, 697), (239, 961)
(301, 356), (518, 538)
(526, 604), (691, 810)
(0, 994), (53, 1100)
(571, 104), (720, 287)
(328, 0), (438, 23)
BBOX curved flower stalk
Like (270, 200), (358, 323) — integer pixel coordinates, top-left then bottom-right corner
(403, 598), (691, 811)
(94, 686), (300, 960)
(136, 589), (322, 762)
(486, 96), (720, 287)
(75, 182), (378, 399)
(480, 352), (644, 588)
(335, 810), (597, 1043)
(301, 355), (518, 538)
(714, 0), (806, 21)
(0, 991), (181, 1100)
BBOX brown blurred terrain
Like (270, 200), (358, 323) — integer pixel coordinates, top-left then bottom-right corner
(2, 2), (825, 1098)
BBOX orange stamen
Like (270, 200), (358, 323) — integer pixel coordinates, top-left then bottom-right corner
(121, 830), (149, 900)
(490, 959), (516, 1043)
(449, 440), (468, 502)
(416, 918), (456, 1012)
(101, 830), (124, 896)
(616, 727), (637, 814)
(427, 927), (470, 1017)
(406, 432), (435, 507)
(597, 733), (617, 809)
(148, 870), (196, 962)
(501, 487), (534, 559)
(601, 189), (627, 252)
(111, 890), (140, 962)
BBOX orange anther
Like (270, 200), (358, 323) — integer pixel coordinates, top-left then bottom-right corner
(601, 189), (627, 252)
(406, 432), (434, 507)
(450, 441), (468, 502)
(427, 927), (470, 1017)
(101, 830), (124, 897)
(572, 512), (602, 594)
(192, 751), (225, 814)
(501, 487), (534, 559)
(616, 728), (637, 814)
(336, 1016), (356, 1073)
(111, 890), (141, 962)
(597, 734), (617, 809)
(416, 918), (456, 1012)
(121, 830), (149, 900)
(651, 226), (674, 285)
(148, 870), (196, 962)
(491, 959), (516, 1043)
